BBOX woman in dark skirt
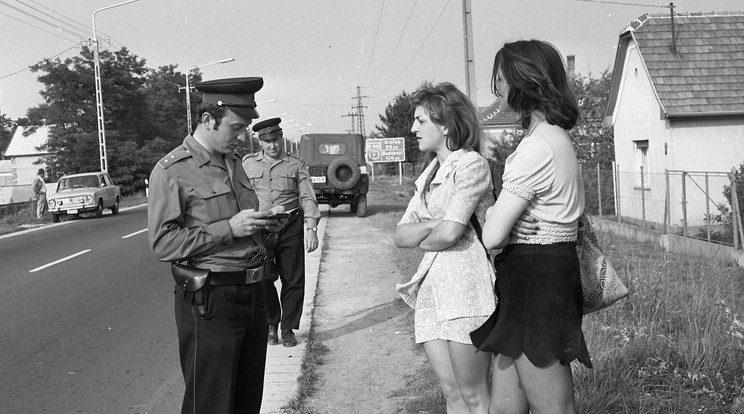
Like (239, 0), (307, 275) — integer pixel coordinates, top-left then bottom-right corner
(470, 39), (591, 414)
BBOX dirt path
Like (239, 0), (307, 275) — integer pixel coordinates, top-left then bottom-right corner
(305, 180), (427, 414)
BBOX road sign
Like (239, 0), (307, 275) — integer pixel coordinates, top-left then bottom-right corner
(366, 138), (405, 163)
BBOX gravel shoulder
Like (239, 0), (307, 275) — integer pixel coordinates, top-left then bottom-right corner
(305, 178), (428, 414)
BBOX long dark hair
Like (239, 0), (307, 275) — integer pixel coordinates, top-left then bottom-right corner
(492, 40), (579, 131)
(410, 81), (483, 154)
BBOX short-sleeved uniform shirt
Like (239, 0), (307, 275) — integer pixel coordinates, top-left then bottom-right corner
(242, 152), (321, 220)
(147, 135), (264, 271)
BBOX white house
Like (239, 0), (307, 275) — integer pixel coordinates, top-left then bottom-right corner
(603, 11), (744, 228)
(0, 125), (53, 204)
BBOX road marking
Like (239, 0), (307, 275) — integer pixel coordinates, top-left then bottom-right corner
(29, 249), (92, 273)
(122, 228), (147, 239)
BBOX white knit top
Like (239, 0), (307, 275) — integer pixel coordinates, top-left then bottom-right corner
(501, 124), (584, 244)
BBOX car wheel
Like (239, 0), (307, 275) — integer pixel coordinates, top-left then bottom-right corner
(327, 157), (361, 190)
(111, 197), (120, 215)
(94, 200), (103, 218)
(355, 194), (367, 217)
(52, 213), (60, 223)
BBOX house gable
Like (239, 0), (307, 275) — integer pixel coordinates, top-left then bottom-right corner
(605, 11), (744, 124)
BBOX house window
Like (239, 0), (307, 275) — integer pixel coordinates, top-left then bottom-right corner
(634, 140), (650, 189)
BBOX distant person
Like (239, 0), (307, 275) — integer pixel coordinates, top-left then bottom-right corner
(242, 117), (321, 347)
(394, 81), (496, 413)
(470, 39), (592, 414)
(147, 77), (286, 414)
(33, 168), (47, 219)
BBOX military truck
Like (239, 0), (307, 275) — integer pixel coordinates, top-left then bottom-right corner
(298, 133), (368, 217)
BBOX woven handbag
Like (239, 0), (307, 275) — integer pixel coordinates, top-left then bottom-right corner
(576, 214), (629, 314)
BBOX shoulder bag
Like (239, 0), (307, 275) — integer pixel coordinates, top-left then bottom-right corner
(576, 214), (629, 314)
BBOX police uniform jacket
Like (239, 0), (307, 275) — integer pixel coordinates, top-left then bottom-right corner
(148, 135), (264, 271)
(242, 152), (321, 221)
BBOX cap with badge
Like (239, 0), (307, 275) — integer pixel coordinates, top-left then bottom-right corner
(195, 77), (263, 120)
(252, 117), (283, 141)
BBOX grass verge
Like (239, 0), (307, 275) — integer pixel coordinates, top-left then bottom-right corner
(389, 225), (744, 413)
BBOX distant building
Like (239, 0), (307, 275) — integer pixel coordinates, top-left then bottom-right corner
(0, 125), (53, 204)
(603, 11), (744, 226)
(480, 101), (521, 155)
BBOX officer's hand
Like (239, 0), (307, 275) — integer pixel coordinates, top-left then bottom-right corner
(305, 230), (318, 253)
(264, 216), (288, 233)
(510, 212), (539, 241)
(228, 209), (280, 238)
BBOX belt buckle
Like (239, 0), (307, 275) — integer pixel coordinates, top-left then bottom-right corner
(244, 267), (264, 284)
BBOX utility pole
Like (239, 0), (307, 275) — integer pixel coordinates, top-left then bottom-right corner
(462, 0), (477, 107)
(352, 86), (368, 137)
(342, 111), (358, 134)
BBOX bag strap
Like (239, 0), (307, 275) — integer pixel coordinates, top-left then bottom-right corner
(470, 213), (486, 249)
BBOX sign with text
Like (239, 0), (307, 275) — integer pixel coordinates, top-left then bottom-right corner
(366, 138), (405, 163)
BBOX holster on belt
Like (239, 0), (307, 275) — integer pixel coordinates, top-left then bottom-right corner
(171, 262), (210, 316)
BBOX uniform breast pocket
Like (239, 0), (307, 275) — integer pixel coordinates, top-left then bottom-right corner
(193, 185), (234, 221)
(246, 170), (266, 191)
(279, 174), (297, 191)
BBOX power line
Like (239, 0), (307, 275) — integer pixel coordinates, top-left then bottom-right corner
(0, 45), (80, 81)
(0, 0), (87, 38)
(15, 0), (91, 37)
(25, 0), (92, 34)
(0, 8), (78, 43)
(377, 0), (453, 97)
(368, 0), (419, 88)
(562, 0), (665, 7)
(361, 0), (386, 86)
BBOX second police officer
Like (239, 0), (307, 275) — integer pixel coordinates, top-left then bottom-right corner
(242, 118), (321, 347)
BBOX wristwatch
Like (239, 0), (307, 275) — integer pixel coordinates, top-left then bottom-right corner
(306, 226), (317, 232)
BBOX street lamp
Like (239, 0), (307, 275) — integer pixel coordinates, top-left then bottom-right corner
(183, 58), (235, 131)
(92, 0), (141, 173)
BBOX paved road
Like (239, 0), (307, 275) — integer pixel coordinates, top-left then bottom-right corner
(0, 206), (179, 413)
(0, 205), (324, 413)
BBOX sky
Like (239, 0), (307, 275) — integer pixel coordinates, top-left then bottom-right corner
(1, 0), (742, 140)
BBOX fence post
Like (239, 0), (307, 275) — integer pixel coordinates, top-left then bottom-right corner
(596, 163), (602, 217)
(664, 169), (670, 235)
(682, 172), (688, 237)
(705, 173), (711, 242)
(731, 169), (744, 249)
(640, 166), (646, 229)
(615, 162), (622, 224)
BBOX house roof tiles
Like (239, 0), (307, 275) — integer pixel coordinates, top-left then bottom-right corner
(628, 11), (744, 116)
(3, 125), (52, 157)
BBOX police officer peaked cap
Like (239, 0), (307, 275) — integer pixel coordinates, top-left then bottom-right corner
(252, 117), (283, 140)
(195, 77), (263, 120)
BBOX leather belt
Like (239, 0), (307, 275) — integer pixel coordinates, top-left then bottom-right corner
(209, 267), (264, 285)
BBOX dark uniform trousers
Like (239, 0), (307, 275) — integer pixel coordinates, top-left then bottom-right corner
(264, 211), (305, 330)
(175, 283), (269, 414)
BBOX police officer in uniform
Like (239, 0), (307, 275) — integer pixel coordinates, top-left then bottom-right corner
(242, 118), (321, 347)
(148, 77), (286, 414)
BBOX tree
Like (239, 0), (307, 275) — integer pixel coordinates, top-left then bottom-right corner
(142, 64), (202, 148)
(373, 90), (419, 172)
(0, 109), (15, 156)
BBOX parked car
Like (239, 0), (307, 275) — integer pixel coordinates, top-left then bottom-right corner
(298, 133), (369, 217)
(47, 172), (120, 222)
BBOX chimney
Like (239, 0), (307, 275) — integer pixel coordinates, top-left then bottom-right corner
(566, 55), (576, 77)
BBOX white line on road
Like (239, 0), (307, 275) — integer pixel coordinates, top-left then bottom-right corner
(122, 228), (148, 239)
(29, 249), (92, 273)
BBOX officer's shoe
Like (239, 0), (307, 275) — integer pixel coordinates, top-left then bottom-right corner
(268, 325), (279, 345)
(281, 329), (297, 347)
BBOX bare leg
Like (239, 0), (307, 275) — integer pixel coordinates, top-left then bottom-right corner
(423, 340), (468, 413)
(514, 355), (575, 414)
(448, 341), (491, 414)
(489, 354), (529, 414)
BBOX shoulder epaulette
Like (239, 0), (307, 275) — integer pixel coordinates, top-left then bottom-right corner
(157, 148), (192, 169)
(242, 152), (259, 162)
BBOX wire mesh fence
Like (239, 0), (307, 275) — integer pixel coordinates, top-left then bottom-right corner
(583, 164), (744, 248)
